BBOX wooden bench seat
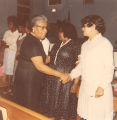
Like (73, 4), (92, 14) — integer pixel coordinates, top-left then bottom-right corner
(0, 97), (51, 120)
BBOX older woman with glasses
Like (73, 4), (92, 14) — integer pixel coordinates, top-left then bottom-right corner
(13, 15), (69, 112)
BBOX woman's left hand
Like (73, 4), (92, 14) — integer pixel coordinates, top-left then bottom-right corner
(70, 83), (78, 93)
(75, 55), (80, 65)
(95, 87), (104, 98)
(45, 56), (50, 64)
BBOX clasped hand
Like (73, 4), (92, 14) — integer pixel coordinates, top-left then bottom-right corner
(60, 73), (71, 84)
(95, 87), (104, 98)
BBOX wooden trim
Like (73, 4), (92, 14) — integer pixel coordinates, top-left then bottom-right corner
(0, 97), (51, 120)
(114, 97), (117, 112)
(17, 4), (30, 9)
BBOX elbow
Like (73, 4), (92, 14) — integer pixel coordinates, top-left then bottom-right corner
(34, 62), (45, 72)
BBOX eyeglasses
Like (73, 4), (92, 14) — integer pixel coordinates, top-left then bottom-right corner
(35, 25), (47, 30)
(82, 23), (93, 28)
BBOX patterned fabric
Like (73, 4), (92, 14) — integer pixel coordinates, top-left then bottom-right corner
(45, 40), (80, 120)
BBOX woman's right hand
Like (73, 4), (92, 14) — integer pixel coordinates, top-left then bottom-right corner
(45, 56), (50, 64)
(60, 73), (71, 84)
(70, 83), (78, 93)
(75, 55), (80, 65)
(1, 41), (9, 48)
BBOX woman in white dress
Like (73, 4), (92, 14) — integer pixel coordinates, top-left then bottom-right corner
(70, 15), (114, 120)
(2, 16), (19, 86)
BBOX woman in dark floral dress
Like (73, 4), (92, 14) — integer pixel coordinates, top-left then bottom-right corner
(45, 21), (81, 120)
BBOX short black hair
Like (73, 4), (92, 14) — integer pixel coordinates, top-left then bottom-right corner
(25, 20), (32, 31)
(81, 15), (105, 34)
(58, 20), (78, 40)
(7, 16), (18, 27)
(18, 18), (27, 27)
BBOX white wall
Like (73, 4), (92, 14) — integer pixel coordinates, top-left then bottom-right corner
(0, 0), (17, 37)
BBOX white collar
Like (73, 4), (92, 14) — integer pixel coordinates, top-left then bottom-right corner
(60, 39), (72, 47)
(88, 33), (102, 43)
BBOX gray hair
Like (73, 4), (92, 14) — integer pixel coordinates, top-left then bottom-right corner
(31, 15), (47, 27)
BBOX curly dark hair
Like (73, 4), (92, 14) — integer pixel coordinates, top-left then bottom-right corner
(58, 20), (78, 40)
(7, 16), (18, 27)
(81, 15), (105, 34)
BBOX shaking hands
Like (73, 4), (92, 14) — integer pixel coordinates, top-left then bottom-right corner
(60, 73), (71, 84)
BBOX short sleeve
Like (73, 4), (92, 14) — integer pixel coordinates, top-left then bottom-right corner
(29, 41), (44, 58)
(3, 30), (9, 41)
(20, 35), (45, 60)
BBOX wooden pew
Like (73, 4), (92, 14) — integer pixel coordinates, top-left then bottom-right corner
(0, 97), (52, 120)
(112, 79), (117, 112)
(114, 97), (117, 112)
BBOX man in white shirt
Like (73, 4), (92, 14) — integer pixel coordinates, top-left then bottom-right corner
(40, 37), (50, 56)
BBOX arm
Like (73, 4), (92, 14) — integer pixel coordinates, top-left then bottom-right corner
(4, 36), (17, 46)
(31, 56), (69, 81)
(95, 42), (114, 97)
(70, 62), (82, 80)
(45, 56), (50, 64)
(3, 31), (19, 46)
(75, 55), (80, 65)
(70, 43), (83, 79)
(98, 43), (114, 89)
(70, 76), (81, 93)
(61, 62), (82, 84)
